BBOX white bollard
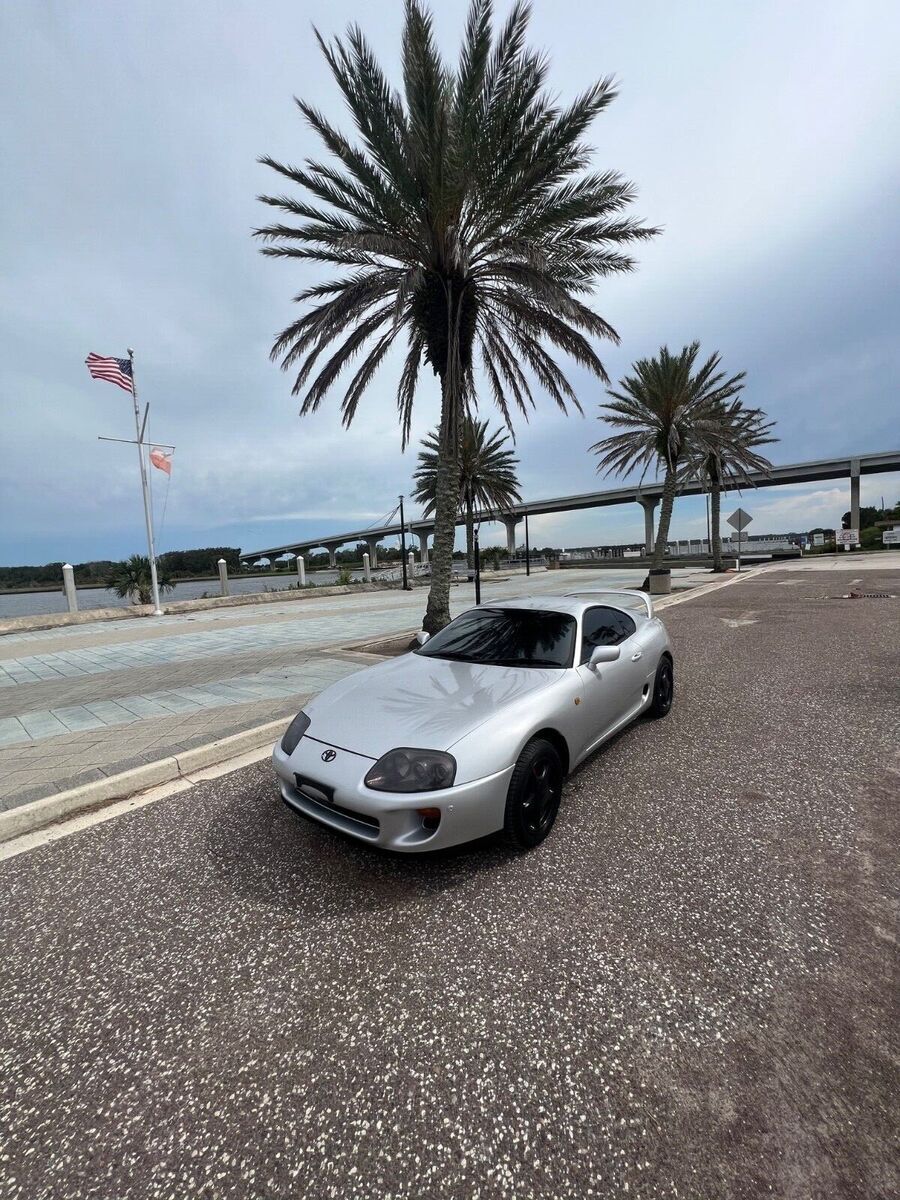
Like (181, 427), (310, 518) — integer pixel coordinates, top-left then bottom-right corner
(217, 558), (229, 597)
(363, 552), (371, 582)
(296, 555), (306, 587)
(62, 563), (78, 613)
(408, 551), (415, 578)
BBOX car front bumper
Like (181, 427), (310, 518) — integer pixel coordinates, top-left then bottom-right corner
(272, 739), (513, 853)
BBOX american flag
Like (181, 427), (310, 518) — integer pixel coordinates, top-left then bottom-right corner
(85, 352), (133, 393)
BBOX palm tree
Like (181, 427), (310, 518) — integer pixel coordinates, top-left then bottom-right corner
(412, 416), (521, 568)
(106, 555), (174, 606)
(591, 343), (746, 571)
(690, 403), (777, 571)
(255, 0), (657, 632)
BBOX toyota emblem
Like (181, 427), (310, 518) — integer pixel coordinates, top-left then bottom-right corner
(321, 749), (337, 763)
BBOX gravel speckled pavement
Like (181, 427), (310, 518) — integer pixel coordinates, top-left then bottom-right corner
(0, 565), (897, 1199)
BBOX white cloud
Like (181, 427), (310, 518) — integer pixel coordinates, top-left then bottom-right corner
(1, 0), (898, 564)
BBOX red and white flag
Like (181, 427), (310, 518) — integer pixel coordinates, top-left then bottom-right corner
(150, 448), (172, 475)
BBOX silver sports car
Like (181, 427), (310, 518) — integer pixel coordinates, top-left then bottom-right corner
(272, 590), (674, 852)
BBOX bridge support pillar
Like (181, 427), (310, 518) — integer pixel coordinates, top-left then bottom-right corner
(365, 537), (380, 569)
(326, 545), (338, 569)
(638, 497), (658, 556)
(502, 516), (521, 558)
(414, 529), (432, 564)
(850, 458), (860, 544)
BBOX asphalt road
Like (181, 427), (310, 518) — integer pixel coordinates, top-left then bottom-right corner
(1, 568), (897, 1199)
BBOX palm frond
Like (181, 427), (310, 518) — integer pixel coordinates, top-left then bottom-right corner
(592, 344), (759, 483)
(257, 0), (656, 437)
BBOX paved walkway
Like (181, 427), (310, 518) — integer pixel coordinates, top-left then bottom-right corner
(0, 567), (709, 809)
(1, 562), (896, 1200)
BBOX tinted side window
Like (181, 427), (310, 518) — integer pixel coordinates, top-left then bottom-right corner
(580, 606), (637, 663)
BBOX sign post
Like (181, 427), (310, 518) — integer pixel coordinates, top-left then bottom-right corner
(398, 494), (409, 590)
(726, 507), (753, 572)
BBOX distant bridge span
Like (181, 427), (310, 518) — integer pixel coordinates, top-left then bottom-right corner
(243, 449), (900, 566)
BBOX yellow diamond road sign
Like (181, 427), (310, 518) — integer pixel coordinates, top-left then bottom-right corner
(727, 507), (753, 533)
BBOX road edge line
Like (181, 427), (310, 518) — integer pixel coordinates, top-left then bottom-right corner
(0, 718), (286, 848)
(653, 566), (765, 610)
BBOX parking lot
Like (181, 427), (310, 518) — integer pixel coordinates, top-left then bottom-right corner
(1, 565), (897, 1199)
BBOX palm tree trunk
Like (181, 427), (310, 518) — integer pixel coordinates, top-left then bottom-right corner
(423, 373), (460, 635)
(650, 466), (678, 570)
(710, 472), (724, 571)
(465, 490), (474, 570)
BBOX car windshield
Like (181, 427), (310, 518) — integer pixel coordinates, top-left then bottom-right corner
(415, 607), (576, 668)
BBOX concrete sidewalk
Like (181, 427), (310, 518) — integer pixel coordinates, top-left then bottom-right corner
(0, 566), (713, 811)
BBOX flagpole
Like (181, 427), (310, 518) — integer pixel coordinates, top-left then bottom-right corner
(128, 348), (163, 616)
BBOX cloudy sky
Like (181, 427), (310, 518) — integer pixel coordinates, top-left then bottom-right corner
(2, 0), (898, 566)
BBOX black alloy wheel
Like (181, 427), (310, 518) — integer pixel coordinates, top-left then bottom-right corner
(647, 657), (674, 719)
(504, 738), (564, 850)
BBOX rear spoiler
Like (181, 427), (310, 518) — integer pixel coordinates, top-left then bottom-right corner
(565, 588), (654, 620)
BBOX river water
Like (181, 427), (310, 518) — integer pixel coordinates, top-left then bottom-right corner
(1, 564), (676, 620)
(0, 571), (368, 619)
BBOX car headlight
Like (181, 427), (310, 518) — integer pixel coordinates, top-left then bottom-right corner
(280, 711), (310, 756)
(364, 748), (456, 793)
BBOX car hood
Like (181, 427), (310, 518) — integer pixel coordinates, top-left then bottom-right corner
(303, 651), (565, 759)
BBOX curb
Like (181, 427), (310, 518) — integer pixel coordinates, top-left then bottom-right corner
(0, 718), (286, 844)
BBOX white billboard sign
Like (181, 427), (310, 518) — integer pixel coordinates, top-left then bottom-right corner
(835, 529), (858, 546)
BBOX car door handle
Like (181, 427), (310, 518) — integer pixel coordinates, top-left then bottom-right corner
(631, 651), (643, 661)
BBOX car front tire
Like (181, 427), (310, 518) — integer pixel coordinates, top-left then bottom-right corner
(503, 737), (564, 850)
(647, 656), (674, 719)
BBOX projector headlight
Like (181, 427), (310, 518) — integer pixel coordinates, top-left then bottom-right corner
(364, 748), (456, 793)
(280, 711), (310, 756)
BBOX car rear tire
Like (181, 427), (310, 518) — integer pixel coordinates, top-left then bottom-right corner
(647, 656), (674, 719)
(503, 738), (564, 850)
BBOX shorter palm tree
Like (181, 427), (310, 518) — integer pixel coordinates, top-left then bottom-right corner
(690, 402), (777, 570)
(106, 555), (174, 606)
(413, 418), (522, 568)
(591, 343), (746, 570)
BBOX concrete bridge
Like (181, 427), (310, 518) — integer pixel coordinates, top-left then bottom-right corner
(243, 449), (900, 566)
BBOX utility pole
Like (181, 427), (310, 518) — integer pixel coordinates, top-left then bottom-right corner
(524, 511), (531, 577)
(398, 494), (409, 590)
(474, 524), (482, 605)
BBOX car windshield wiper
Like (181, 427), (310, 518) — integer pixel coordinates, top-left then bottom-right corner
(488, 657), (564, 668)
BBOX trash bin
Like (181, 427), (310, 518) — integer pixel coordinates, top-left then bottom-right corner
(649, 568), (671, 595)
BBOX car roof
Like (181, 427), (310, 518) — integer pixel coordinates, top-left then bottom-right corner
(479, 591), (651, 620)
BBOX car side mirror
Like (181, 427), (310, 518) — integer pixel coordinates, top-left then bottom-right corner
(414, 630), (430, 646)
(588, 645), (620, 670)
